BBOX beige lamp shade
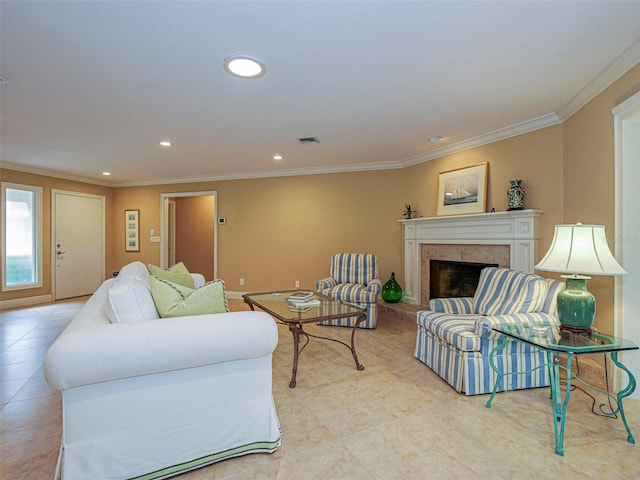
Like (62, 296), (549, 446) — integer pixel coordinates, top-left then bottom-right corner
(535, 224), (626, 276)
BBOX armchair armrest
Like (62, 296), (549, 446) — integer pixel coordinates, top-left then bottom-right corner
(367, 278), (382, 295)
(316, 277), (337, 290)
(475, 312), (559, 338)
(429, 297), (474, 314)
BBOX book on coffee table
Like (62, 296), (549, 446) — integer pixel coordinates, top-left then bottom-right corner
(287, 291), (314, 302)
(288, 299), (321, 308)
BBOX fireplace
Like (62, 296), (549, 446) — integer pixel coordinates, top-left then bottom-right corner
(430, 260), (498, 299)
(399, 210), (541, 305)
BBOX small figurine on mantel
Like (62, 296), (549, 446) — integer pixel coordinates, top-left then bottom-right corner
(507, 179), (525, 210)
(403, 204), (417, 219)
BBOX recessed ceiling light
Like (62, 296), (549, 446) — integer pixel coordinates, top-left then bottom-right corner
(428, 135), (442, 143)
(273, 154), (283, 161)
(224, 55), (266, 79)
(159, 141), (172, 147)
(102, 171), (111, 176)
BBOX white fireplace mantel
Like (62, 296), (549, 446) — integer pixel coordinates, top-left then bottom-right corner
(398, 209), (542, 304)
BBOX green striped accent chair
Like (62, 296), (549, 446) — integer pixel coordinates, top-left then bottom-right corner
(414, 267), (565, 395)
(316, 253), (382, 328)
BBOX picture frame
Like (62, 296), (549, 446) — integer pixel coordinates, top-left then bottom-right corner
(436, 162), (488, 216)
(124, 209), (140, 252)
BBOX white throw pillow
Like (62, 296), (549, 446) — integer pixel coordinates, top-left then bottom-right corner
(105, 277), (159, 323)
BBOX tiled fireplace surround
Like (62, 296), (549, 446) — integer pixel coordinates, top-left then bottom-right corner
(399, 210), (542, 306)
(421, 244), (510, 304)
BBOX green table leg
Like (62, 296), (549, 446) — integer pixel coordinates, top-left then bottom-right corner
(486, 336), (507, 408)
(608, 352), (636, 445)
(549, 351), (573, 456)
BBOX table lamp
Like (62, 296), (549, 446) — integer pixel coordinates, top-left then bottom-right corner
(535, 224), (626, 332)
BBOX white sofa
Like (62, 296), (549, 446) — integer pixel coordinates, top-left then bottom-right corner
(44, 262), (281, 480)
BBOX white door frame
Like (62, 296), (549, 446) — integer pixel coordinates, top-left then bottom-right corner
(167, 199), (176, 267)
(613, 90), (640, 396)
(159, 191), (218, 279)
(51, 189), (105, 300)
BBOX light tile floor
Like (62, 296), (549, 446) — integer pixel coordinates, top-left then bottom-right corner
(2, 298), (639, 479)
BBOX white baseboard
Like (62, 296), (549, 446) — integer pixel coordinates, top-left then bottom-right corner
(0, 294), (53, 311)
(226, 290), (246, 300)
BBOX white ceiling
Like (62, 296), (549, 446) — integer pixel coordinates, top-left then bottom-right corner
(1, 1), (640, 186)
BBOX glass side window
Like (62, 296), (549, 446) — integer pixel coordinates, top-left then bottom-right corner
(1, 182), (43, 290)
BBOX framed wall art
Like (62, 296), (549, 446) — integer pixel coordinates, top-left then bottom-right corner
(124, 209), (140, 252)
(436, 162), (488, 216)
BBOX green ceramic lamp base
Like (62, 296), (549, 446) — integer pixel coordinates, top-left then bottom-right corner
(557, 275), (596, 332)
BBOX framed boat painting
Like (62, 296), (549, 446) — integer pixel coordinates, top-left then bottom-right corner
(436, 162), (488, 216)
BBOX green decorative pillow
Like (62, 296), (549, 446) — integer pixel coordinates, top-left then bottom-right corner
(147, 261), (194, 289)
(149, 276), (229, 318)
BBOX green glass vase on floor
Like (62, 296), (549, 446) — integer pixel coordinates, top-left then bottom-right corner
(382, 272), (403, 303)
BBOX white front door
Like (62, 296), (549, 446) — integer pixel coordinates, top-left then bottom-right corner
(53, 191), (104, 300)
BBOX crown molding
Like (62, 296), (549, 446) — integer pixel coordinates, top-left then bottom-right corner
(400, 113), (562, 168)
(557, 37), (640, 121)
(0, 112), (561, 187)
(111, 161), (402, 187)
(0, 161), (113, 187)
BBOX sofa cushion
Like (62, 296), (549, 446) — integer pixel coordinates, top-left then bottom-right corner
(117, 261), (150, 281)
(147, 262), (195, 289)
(473, 268), (548, 316)
(106, 277), (159, 323)
(150, 276), (229, 318)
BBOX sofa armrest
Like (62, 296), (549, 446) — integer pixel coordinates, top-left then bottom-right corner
(44, 311), (277, 390)
(367, 279), (382, 295)
(316, 277), (337, 290)
(475, 312), (559, 338)
(428, 297), (474, 314)
(191, 273), (206, 288)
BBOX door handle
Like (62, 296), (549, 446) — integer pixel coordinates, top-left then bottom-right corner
(57, 251), (68, 255)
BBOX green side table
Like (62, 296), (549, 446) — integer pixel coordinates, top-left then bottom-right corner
(486, 323), (638, 456)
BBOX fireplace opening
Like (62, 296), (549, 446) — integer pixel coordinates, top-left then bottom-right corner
(430, 260), (498, 299)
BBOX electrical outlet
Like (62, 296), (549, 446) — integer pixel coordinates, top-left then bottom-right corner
(240, 278), (245, 286)
(295, 280), (300, 288)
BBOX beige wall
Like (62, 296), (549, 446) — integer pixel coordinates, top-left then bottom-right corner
(2, 64), (638, 335)
(401, 125), (565, 254)
(111, 170), (404, 292)
(562, 63), (640, 332)
(0, 169), (115, 302)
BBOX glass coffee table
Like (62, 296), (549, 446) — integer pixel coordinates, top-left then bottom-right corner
(243, 290), (366, 388)
(486, 323), (638, 455)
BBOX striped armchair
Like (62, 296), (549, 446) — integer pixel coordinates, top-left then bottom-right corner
(316, 253), (382, 329)
(414, 267), (565, 395)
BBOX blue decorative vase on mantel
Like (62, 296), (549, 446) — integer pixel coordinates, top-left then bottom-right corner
(507, 179), (525, 210)
(381, 272), (403, 303)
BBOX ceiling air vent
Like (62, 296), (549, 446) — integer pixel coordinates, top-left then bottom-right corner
(298, 137), (320, 144)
